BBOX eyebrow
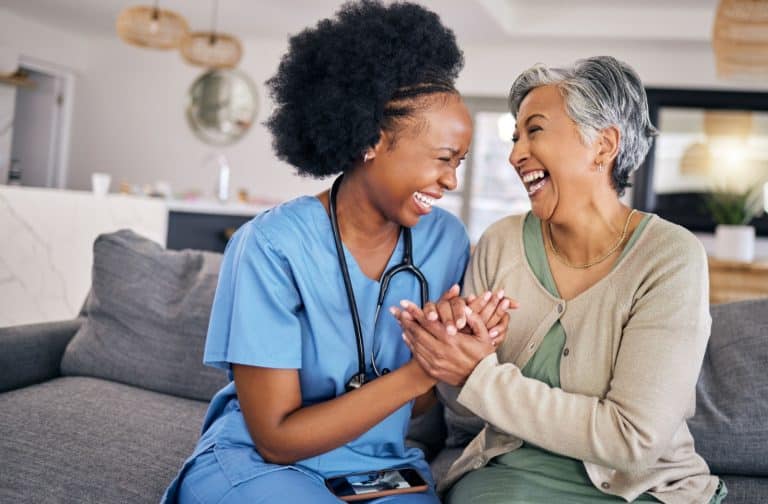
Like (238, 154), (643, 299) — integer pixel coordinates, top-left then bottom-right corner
(523, 113), (547, 126)
(433, 147), (461, 156)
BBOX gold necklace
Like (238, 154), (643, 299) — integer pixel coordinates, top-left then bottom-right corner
(547, 209), (637, 270)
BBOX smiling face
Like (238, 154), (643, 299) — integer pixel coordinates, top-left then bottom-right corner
(510, 85), (600, 222)
(363, 93), (473, 227)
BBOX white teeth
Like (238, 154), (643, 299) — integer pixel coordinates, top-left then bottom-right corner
(413, 192), (435, 207)
(522, 170), (546, 183)
(528, 178), (547, 196)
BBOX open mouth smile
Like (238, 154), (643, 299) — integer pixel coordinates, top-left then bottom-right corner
(521, 170), (549, 197)
(413, 191), (437, 213)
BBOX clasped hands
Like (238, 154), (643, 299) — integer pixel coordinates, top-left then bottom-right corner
(390, 285), (517, 386)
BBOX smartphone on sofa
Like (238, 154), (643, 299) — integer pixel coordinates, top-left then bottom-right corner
(325, 467), (429, 501)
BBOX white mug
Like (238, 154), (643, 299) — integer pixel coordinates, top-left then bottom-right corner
(91, 172), (112, 197)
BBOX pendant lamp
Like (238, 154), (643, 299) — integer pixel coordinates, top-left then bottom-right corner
(180, 0), (242, 69)
(712, 0), (768, 78)
(116, 1), (190, 50)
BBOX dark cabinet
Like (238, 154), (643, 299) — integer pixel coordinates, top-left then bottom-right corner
(166, 211), (254, 253)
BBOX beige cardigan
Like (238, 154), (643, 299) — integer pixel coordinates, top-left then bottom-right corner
(438, 214), (719, 504)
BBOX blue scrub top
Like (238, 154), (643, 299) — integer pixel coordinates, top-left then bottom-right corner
(193, 196), (470, 486)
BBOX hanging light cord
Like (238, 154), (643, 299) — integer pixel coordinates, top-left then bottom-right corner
(209, 0), (219, 45)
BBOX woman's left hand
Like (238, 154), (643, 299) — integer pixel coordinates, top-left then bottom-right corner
(395, 302), (501, 386)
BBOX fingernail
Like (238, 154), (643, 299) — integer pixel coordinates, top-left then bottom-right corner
(490, 329), (499, 338)
(483, 291), (492, 301)
(457, 317), (466, 328)
(500, 299), (510, 310)
(427, 312), (438, 321)
(389, 307), (398, 316)
(400, 300), (411, 308)
(468, 295), (476, 302)
(447, 325), (457, 336)
(497, 289), (505, 299)
(464, 306), (473, 315)
(452, 283), (460, 290)
(402, 332), (407, 341)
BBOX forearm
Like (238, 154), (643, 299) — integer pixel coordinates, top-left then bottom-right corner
(458, 351), (700, 473)
(411, 387), (437, 418)
(256, 362), (435, 464)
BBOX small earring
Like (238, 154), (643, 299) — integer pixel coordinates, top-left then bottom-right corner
(363, 152), (371, 163)
(597, 162), (605, 173)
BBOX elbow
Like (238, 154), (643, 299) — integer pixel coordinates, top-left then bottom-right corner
(256, 442), (300, 465)
(609, 433), (666, 473)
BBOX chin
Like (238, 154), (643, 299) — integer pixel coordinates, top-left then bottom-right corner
(529, 202), (551, 222)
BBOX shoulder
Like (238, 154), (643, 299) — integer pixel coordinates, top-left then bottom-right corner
(476, 213), (526, 250)
(414, 206), (469, 246)
(640, 215), (707, 266)
(226, 196), (324, 263)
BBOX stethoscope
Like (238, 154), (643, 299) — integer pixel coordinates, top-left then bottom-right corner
(329, 175), (429, 391)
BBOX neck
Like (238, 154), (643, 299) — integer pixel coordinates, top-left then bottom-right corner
(332, 172), (400, 250)
(546, 196), (632, 265)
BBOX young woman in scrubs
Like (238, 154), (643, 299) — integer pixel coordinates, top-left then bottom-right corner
(162, 2), (511, 502)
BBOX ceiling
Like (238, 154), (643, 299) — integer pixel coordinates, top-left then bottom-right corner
(0, 0), (720, 45)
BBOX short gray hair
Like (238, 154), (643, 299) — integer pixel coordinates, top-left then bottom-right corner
(508, 56), (658, 196)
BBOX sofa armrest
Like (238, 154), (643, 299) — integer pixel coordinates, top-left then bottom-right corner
(0, 318), (82, 392)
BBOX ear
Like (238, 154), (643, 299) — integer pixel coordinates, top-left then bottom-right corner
(595, 125), (620, 170)
(363, 130), (388, 162)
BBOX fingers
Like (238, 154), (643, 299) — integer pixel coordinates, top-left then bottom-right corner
(401, 300), (455, 337)
(449, 297), (468, 330)
(463, 306), (490, 341)
(488, 312), (509, 347)
(467, 290), (492, 313)
(478, 289), (504, 324)
(435, 301), (456, 333)
(485, 296), (512, 329)
(439, 284), (460, 302)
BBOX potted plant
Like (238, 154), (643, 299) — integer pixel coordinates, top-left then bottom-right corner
(706, 184), (765, 262)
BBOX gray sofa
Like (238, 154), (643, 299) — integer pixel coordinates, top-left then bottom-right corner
(1, 230), (766, 503)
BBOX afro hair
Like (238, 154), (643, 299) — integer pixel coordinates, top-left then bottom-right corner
(266, 0), (464, 178)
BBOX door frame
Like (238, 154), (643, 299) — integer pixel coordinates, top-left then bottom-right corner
(17, 55), (75, 188)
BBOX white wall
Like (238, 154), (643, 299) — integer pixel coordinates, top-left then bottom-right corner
(66, 35), (328, 203)
(2, 7), (768, 202)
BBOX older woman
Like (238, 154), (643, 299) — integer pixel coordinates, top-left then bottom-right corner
(396, 56), (727, 503)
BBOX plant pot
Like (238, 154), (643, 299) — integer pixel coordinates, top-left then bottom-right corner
(715, 224), (755, 262)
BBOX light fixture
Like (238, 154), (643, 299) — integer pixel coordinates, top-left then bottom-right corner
(180, 0), (242, 69)
(116, 1), (190, 50)
(712, 0), (768, 78)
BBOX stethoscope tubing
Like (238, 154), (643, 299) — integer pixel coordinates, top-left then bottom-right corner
(329, 175), (429, 389)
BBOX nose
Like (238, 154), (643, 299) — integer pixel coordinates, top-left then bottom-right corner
(439, 165), (458, 192)
(509, 138), (528, 171)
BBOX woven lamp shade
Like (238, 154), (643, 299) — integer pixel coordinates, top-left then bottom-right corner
(180, 32), (242, 69)
(712, 0), (768, 77)
(116, 5), (189, 50)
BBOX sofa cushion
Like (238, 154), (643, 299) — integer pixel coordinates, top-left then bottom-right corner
(719, 475), (768, 504)
(0, 376), (207, 504)
(689, 298), (768, 476)
(61, 229), (228, 401)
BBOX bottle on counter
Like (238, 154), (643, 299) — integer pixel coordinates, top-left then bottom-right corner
(213, 153), (230, 202)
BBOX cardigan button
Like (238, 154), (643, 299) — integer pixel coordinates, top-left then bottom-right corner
(601, 482), (610, 489)
(557, 303), (564, 314)
(563, 348), (570, 357)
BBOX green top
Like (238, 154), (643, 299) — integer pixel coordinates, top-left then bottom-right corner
(520, 211), (652, 388)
